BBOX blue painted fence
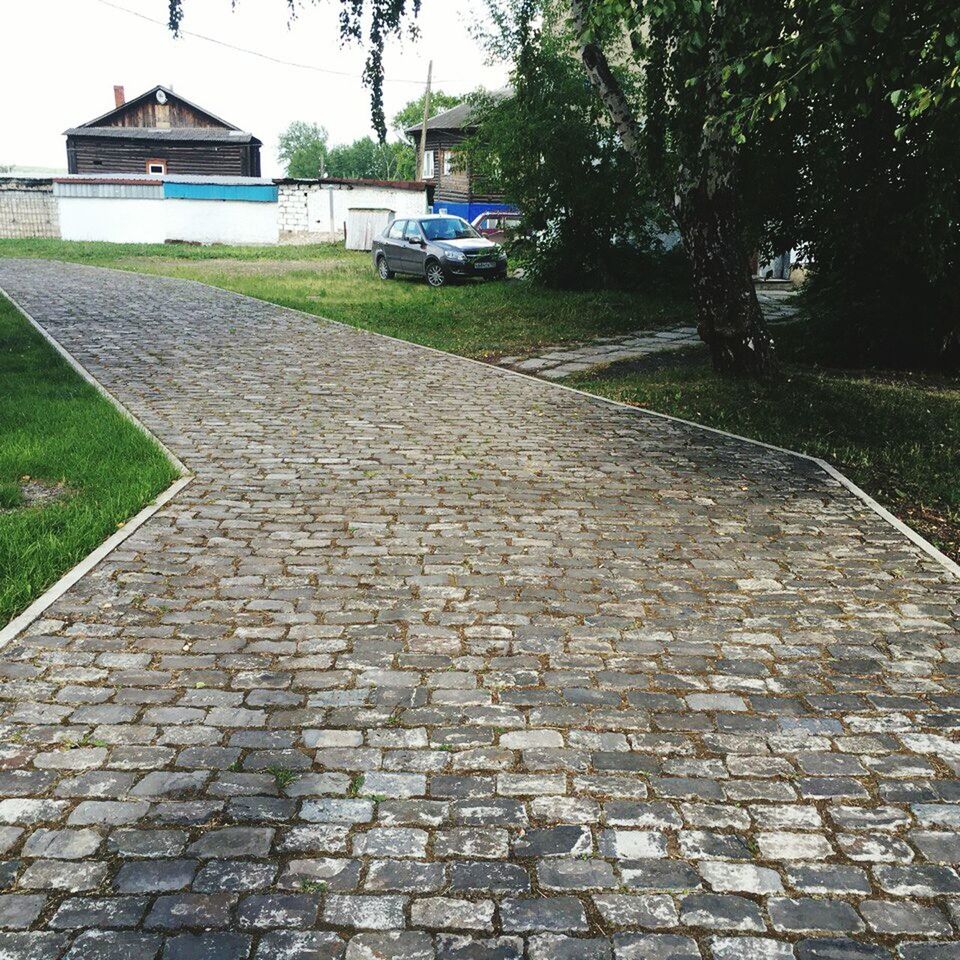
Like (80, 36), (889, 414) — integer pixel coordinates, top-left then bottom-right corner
(163, 182), (278, 203)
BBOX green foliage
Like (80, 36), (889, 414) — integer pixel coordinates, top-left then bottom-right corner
(392, 90), (463, 136)
(326, 137), (416, 180)
(469, 0), (671, 289)
(579, 0), (960, 370)
(278, 121), (329, 178)
(716, 0), (960, 369)
(794, 84), (960, 369)
(720, 1), (960, 136)
(278, 89), (462, 181)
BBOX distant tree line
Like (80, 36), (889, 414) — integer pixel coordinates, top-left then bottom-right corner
(278, 92), (462, 181)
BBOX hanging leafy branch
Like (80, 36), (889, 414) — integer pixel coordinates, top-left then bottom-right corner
(715, 1), (960, 138)
(166, 0), (422, 140)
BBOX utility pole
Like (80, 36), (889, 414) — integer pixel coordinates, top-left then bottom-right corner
(416, 60), (433, 181)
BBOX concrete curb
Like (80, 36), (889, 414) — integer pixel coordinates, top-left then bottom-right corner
(0, 284), (193, 649)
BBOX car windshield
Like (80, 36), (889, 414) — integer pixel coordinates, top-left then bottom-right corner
(420, 217), (479, 241)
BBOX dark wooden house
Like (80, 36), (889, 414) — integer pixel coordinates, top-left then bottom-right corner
(405, 98), (515, 222)
(65, 85), (261, 177)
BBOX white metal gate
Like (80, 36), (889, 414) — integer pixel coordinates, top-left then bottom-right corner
(345, 207), (394, 251)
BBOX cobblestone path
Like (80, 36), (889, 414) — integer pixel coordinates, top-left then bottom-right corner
(0, 259), (958, 960)
(496, 291), (799, 380)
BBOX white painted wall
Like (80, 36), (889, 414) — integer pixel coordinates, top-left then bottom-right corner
(57, 196), (278, 245)
(57, 197), (167, 243)
(307, 185), (427, 239)
(165, 199), (278, 245)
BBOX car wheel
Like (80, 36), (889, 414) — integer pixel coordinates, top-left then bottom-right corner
(425, 259), (447, 288)
(376, 255), (394, 280)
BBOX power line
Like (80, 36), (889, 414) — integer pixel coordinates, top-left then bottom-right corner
(90, 0), (459, 87)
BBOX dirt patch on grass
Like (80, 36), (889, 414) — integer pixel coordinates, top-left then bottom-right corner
(0, 478), (73, 513)
(116, 258), (348, 276)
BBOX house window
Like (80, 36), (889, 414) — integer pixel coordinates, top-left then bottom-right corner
(442, 150), (459, 176)
(146, 159), (167, 175)
(422, 150), (435, 179)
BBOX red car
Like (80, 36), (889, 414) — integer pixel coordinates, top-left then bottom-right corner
(471, 211), (522, 244)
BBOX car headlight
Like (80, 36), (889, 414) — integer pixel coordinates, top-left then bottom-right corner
(497, 248), (508, 261)
(445, 250), (465, 262)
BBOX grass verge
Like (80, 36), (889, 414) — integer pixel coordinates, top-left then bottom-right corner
(571, 343), (960, 564)
(0, 294), (179, 625)
(0, 239), (693, 358)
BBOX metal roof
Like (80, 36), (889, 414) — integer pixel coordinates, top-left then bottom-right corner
(405, 101), (476, 136)
(64, 127), (259, 144)
(55, 173), (275, 187)
(275, 177), (428, 191)
(404, 90), (511, 136)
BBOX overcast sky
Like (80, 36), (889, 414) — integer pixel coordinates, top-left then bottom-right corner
(2, 0), (509, 176)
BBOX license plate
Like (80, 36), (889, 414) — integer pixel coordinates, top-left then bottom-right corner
(475, 261), (494, 269)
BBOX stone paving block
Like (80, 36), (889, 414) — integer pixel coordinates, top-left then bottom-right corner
(49, 896), (148, 929)
(18, 860), (107, 892)
(163, 933), (253, 960)
(323, 895), (407, 930)
(411, 897), (494, 931)
(593, 894), (678, 928)
(145, 893), (235, 930)
(795, 939), (892, 960)
(679, 894), (766, 932)
(236, 893), (319, 929)
(64, 930), (164, 960)
(256, 931), (345, 959)
(711, 937), (795, 960)
(528, 934), (612, 959)
(612, 933), (701, 959)
(768, 898), (864, 934)
(0, 893), (46, 929)
(499, 897), (589, 932)
(347, 932), (435, 959)
(187, 828), (274, 859)
(0, 932), (71, 960)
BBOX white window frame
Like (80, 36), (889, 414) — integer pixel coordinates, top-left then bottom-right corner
(146, 159), (167, 175)
(422, 149), (435, 179)
(442, 150), (458, 176)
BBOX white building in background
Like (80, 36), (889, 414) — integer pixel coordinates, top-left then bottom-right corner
(35, 173), (430, 248)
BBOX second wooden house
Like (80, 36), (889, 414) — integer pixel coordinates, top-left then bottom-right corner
(405, 99), (517, 223)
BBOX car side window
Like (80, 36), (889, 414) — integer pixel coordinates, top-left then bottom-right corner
(387, 220), (405, 239)
(404, 221), (422, 241)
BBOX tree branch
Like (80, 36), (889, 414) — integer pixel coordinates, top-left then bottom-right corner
(568, 0), (644, 160)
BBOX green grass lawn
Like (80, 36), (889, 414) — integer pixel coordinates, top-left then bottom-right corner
(0, 294), (179, 625)
(0, 239), (693, 358)
(571, 339), (960, 563)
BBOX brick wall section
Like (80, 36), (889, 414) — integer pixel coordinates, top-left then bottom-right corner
(277, 181), (330, 244)
(0, 177), (60, 238)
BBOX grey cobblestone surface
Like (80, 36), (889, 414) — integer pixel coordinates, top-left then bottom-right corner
(0, 259), (957, 959)
(496, 290), (800, 379)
